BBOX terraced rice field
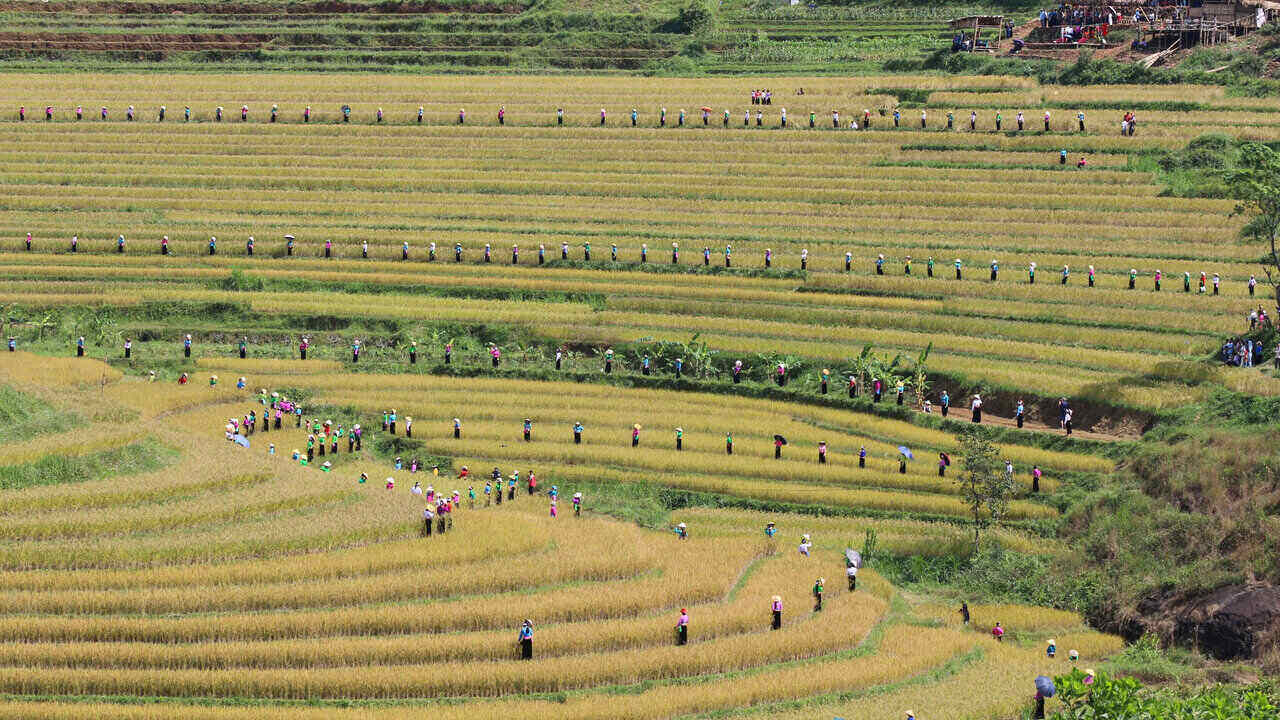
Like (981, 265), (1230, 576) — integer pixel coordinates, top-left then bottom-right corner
(0, 74), (1273, 410)
(0, 0), (687, 71)
(0, 352), (1122, 718)
(0, 72), (1266, 716)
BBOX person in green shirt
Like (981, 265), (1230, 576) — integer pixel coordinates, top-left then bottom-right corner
(927, 257), (935, 277)
(995, 111), (1002, 131)
(675, 427), (683, 451)
(813, 577), (824, 611)
(947, 111), (954, 130)
(725, 432), (733, 455)
(1129, 268), (1137, 289)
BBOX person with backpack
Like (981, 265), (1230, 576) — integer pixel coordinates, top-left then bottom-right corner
(518, 620), (534, 659)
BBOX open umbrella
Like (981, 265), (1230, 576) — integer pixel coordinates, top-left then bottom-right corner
(1034, 675), (1055, 698)
(773, 434), (788, 445)
(845, 548), (863, 569)
(898, 446), (913, 460)
(233, 434), (250, 448)
(700, 106), (712, 112)
(283, 234), (295, 240)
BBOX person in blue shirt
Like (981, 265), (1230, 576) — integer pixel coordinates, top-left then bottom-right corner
(954, 258), (963, 280)
(703, 247), (710, 266)
(940, 390), (950, 418)
(523, 418), (532, 442)
(573, 421), (583, 444)
(876, 254), (885, 275)
(990, 259), (999, 281)
(674, 357), (683, 379)
(519, 620), (534, 659)
(765, 522), (776, 539)
(208, 236), (216, 255)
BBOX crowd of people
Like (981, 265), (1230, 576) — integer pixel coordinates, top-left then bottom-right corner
(28, 232), (1259, 305)
(10, 101), (1136, 135)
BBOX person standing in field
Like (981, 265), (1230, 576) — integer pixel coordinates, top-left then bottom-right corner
(1154, 269), (1162, 291)
(573, 421), (583, 444)
(1016, 399), (1025, 428)
(557, 107), (563, 125)
(954, 257), (962, 280)
(519, 620), (534, 659)
(818, 440), (827, 464)
(497, 105), (505, 125)
(600, 108), (606, 125)
(631, 107), (637, 126)
(1061, 264), (1069, 285)
(208, 236), (216, 255)
(1088, 265), (1095, 287)
(183, 333), (192, 358)
(732, 359), (742, 383)
(771, 596), (783, 629)
(1016, 111), (1024, 131)
(847, 562), (857, 591)
(971, 394), (982, 423)
(812, 577), (824, 611)
(726, 431), (734, 455)
(940, 389), (949, 417)
(632, 424), (641, 447)
(990, 259), (999, 281)
(675, 609), (689, 645)
(1129, 268), (1137, 289)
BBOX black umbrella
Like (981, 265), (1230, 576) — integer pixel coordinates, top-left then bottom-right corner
(773, 434), (787, 445)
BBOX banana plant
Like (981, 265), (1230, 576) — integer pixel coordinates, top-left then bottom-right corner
(910, 342), (932, 409)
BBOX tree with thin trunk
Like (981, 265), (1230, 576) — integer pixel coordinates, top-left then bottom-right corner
(1229, 143), (1280, 318)
(955, 427), (1012, 548)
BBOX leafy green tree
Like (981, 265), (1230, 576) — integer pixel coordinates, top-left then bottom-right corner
(955, 427), (1012, 547)
(1229, 142), (1280, 317)
(674, 0), (716, 35)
